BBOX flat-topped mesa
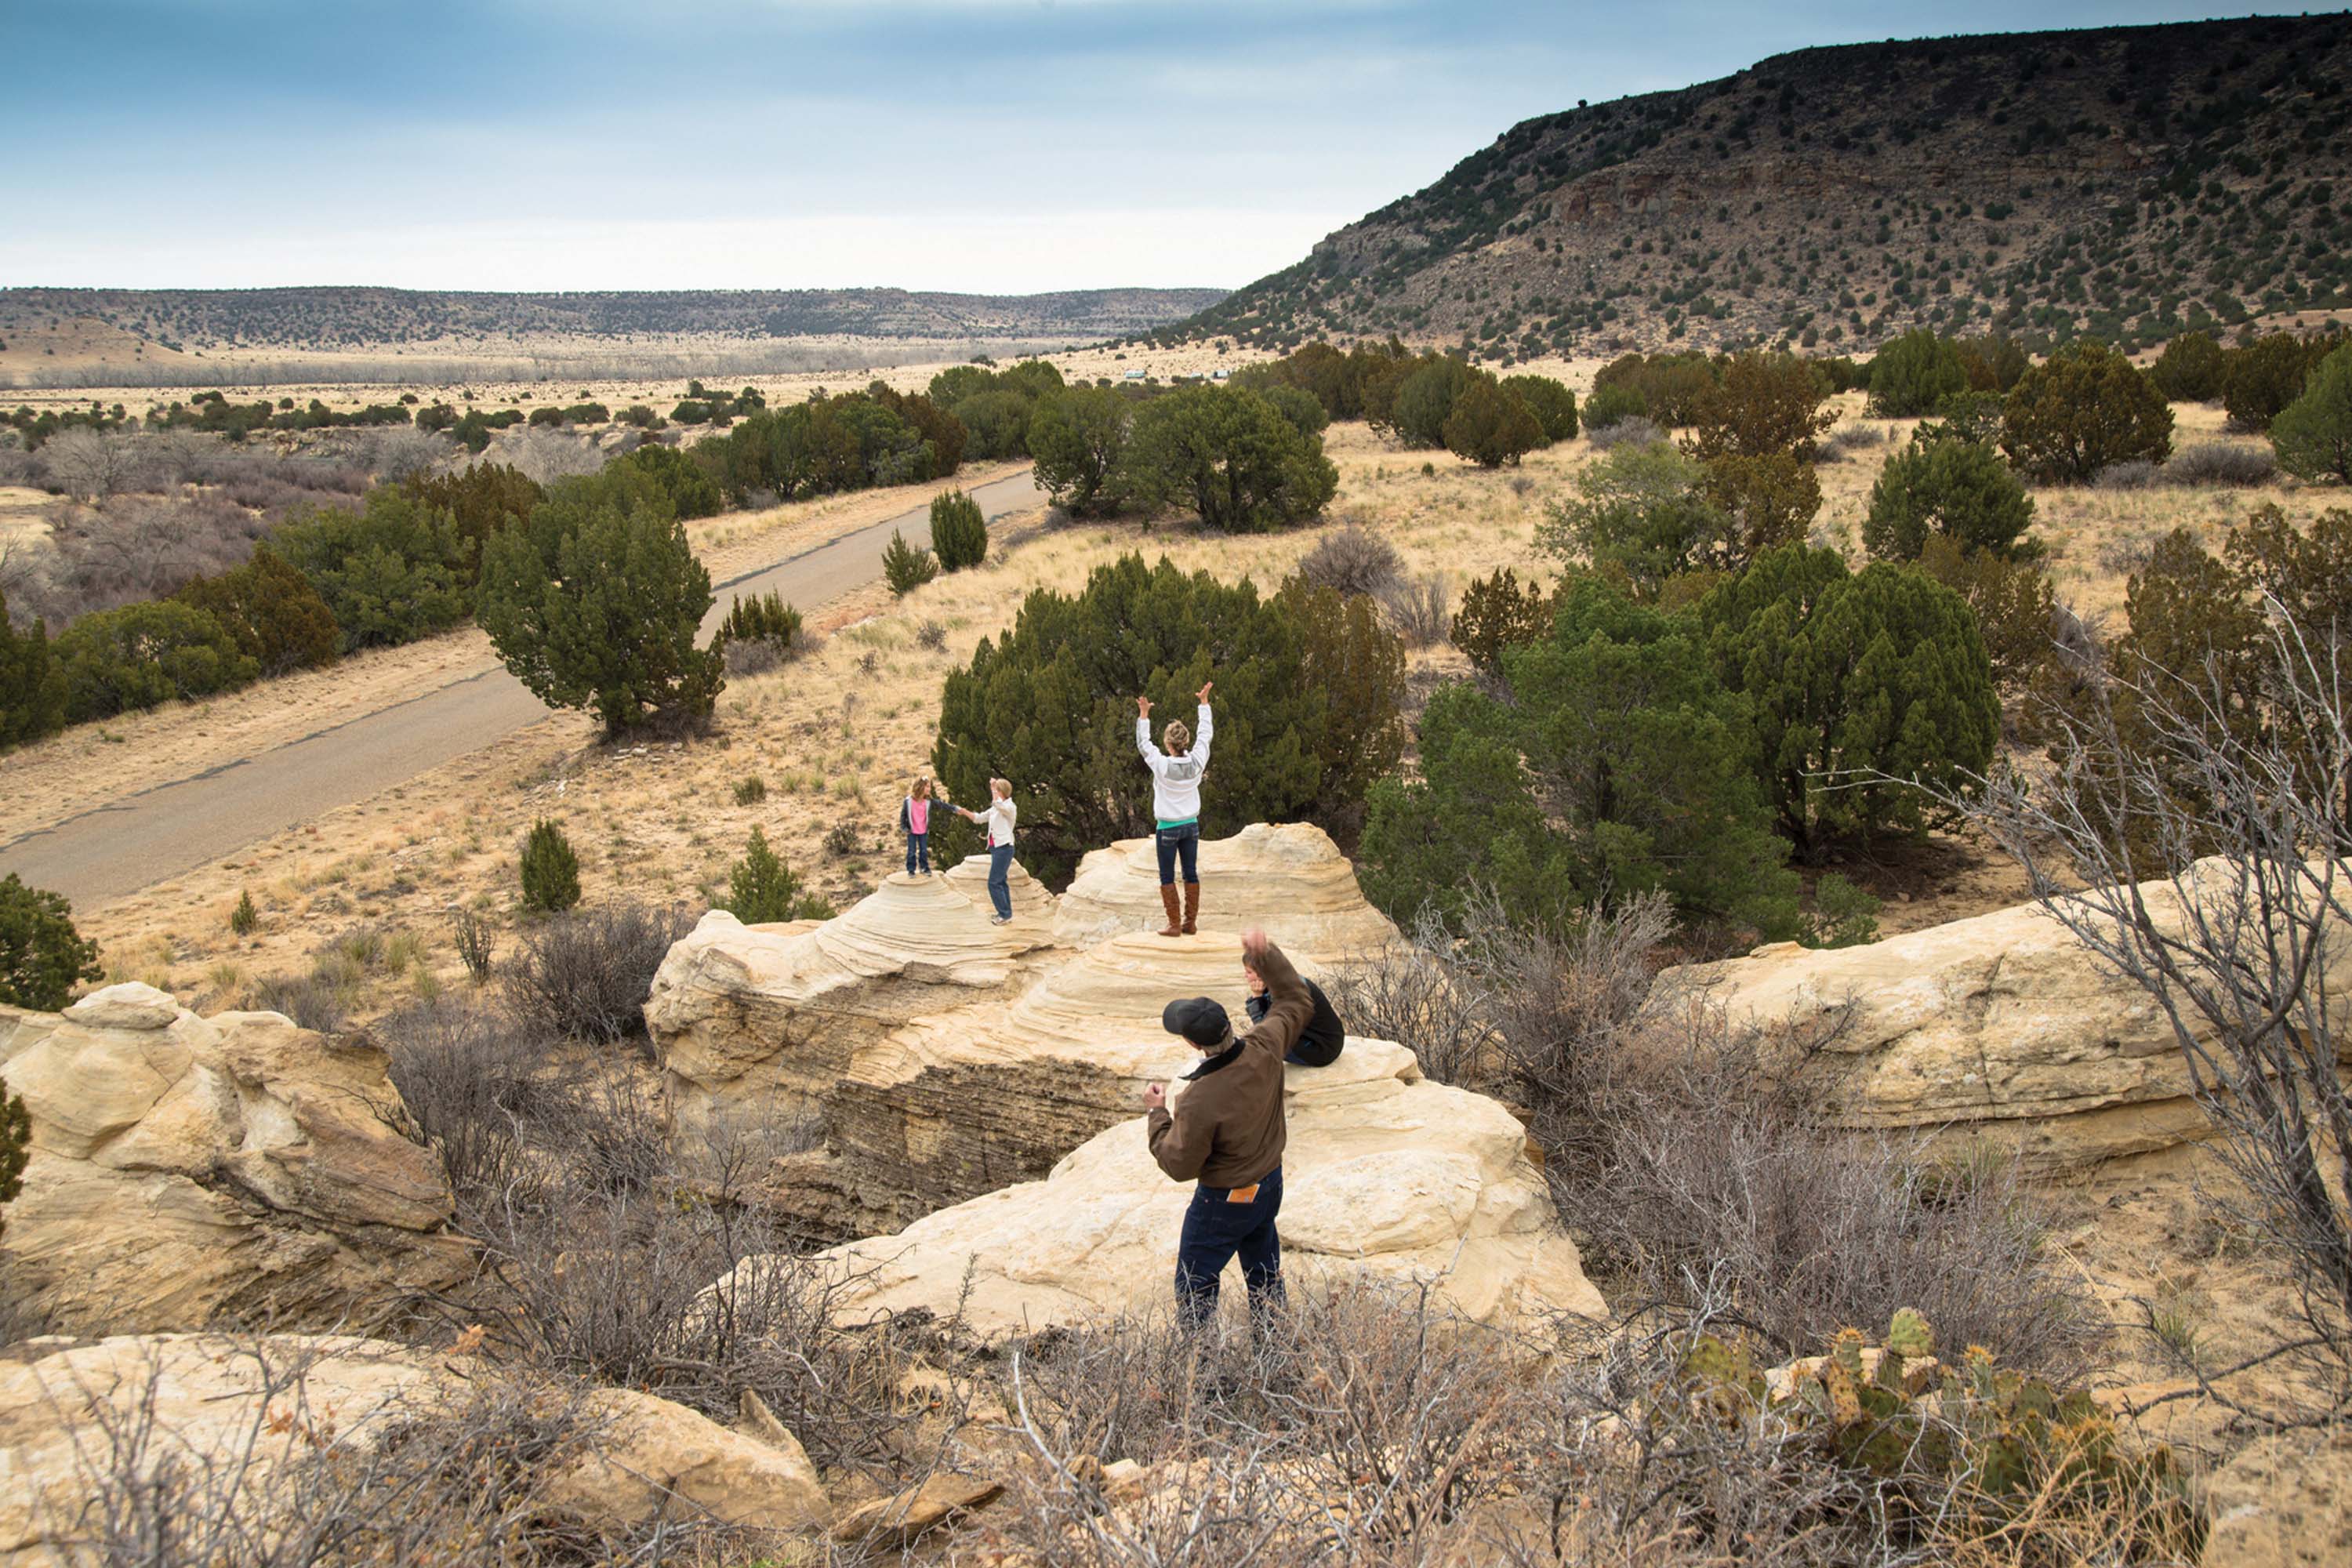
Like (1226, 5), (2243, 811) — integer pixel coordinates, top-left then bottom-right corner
(1659, 856), (2352, 1174)
(702, 1041), (1604, 1341)
(642, 822), (1405, 1239)
(0, 984), (472, 1335)
(1054, 822), (1402, 956)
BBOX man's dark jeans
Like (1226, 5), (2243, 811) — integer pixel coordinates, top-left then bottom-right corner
(1174, 1164), (1285, 1328)
(1155, 821), (1200, 887)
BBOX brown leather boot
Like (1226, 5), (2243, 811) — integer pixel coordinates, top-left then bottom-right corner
(1158, 884), (1183, 937)
(1181, 881), (1200, 935)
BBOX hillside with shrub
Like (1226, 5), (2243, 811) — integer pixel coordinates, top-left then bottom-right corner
(1172, 13), (2352, 358)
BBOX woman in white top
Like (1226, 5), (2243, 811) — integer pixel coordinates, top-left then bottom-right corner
(1136, 681), (1214, 936)
(954, 776), (1019, 925)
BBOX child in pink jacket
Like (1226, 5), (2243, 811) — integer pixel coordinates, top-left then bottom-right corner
(900, 776), (938, 876)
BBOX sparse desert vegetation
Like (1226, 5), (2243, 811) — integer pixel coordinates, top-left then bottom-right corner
(9, 10), (2352, 1565)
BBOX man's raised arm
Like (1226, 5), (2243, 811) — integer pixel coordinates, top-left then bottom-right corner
(1240, 930), (1311, 1060)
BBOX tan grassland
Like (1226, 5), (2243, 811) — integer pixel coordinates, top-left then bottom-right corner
(56, 391), (2346, 1013)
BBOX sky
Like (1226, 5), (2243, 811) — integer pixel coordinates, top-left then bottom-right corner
(0, 0), (2298, 296)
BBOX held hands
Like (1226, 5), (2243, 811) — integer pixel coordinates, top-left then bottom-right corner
(1143, 1082), (1167, 1112)
(1196, 680), (1214, 704)
(1240, 927), (1269, 967)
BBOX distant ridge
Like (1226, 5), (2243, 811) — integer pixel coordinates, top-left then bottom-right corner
(1167, 13), (2352, 357)
(0, 285), (1228, 354)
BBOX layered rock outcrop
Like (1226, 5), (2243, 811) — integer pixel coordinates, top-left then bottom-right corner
(644, 823), (1403, 1237)
(0, 1334), (829, 1564)
(1660, 860), (2352, 1172)
(0, 985), (473, 1335)
(704, 1040), (1602, 1339)
(1050, 823), (1403, 954)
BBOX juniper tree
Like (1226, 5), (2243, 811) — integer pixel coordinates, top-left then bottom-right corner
(1686, 350), (1835, 460)
(1119, 387), (1337, 533)
(2270, 343), (2352, 483)
(1864, 439), (2038, 561)
(721, 825), (830, 924)
(1359, 577), (1798, 937)
(929, 488), (989, 571)
(2151, 330), (2225, 402)
(1441, 377), (1544, 467)
(1867, 330), (1972, 417)
(518, 820), (582, 913)
(2001, 339), (2173, 482)
(0, 873), (101, 1011)
(1027, 387), (1131, 516)
(882, 529), (938, 595)
(0, 1083), (27, 1242)
(0, 589), (66, 750)
(1698, 545), (1999, 856)
(174, 546), (341, 677)
(477, 467), (722, 737)
(932, 554), (1397, 883)
(1537, 441), (1733, 598)
(1501, 374), (1579, 442)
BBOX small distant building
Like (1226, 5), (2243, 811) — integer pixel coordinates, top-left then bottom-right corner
(1123, 369), (1146, 380)
(1210, 368), (1229, 379)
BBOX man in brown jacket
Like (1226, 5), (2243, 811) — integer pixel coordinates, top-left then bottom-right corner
(1143, 927), (1312, 1329)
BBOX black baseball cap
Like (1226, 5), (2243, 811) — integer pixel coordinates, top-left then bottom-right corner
(1160, 996), (1231, 1048)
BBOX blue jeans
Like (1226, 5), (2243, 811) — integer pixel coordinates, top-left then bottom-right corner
(1155, 822), (1200, 887)
(904, 833), (929, 875)
(1175, 1165), (1284, 1328)
(987, 844), (1014, 919)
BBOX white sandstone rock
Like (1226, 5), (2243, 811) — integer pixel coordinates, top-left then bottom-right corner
(0, 1334), (829, 1563)
(1053, 822), (1402, 956)
(644, 824), (1403, 1238)
(0, 995), (470, 1334)
(1661, 856), (2352, 1171)
(705, 1041), (1605, 1339)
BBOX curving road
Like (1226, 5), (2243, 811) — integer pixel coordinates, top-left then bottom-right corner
(0, 470), (1046, 911)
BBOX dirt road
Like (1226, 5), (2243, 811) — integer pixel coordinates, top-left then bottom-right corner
(0, 470), (1046, 911)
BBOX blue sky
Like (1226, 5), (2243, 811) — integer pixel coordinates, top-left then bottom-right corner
(0, 1), (2293, 294)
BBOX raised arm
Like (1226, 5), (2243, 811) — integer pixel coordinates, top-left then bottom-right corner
(1134, 693), (1162, 764)
(1239, 930), (1311, 1060)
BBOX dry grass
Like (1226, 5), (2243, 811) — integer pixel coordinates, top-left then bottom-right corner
(45, 390), (2332, 1037)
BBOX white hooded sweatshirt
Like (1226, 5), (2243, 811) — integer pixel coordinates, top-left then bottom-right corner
(1137, 702), (1214, 828)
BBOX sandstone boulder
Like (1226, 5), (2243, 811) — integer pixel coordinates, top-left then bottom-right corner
(1658, 861), (2352, 1173)
(1052, 822), (1401, 956)
(0, 1334), (829, 1564)
(0, 985), (472, 1335)
(706, 1042), (1604, 1340)
(644, 825), (1403, 1238)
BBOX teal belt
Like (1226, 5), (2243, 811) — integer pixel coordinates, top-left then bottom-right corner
(1157, 817), (1197, 831)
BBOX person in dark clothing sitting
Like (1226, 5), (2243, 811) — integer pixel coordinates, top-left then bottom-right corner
(1245, 958), (1345, 1068)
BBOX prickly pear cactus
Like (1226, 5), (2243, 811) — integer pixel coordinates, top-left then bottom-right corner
(1677, 1330), (1767, 1422)
(1762, 1311), (2201, 1556)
